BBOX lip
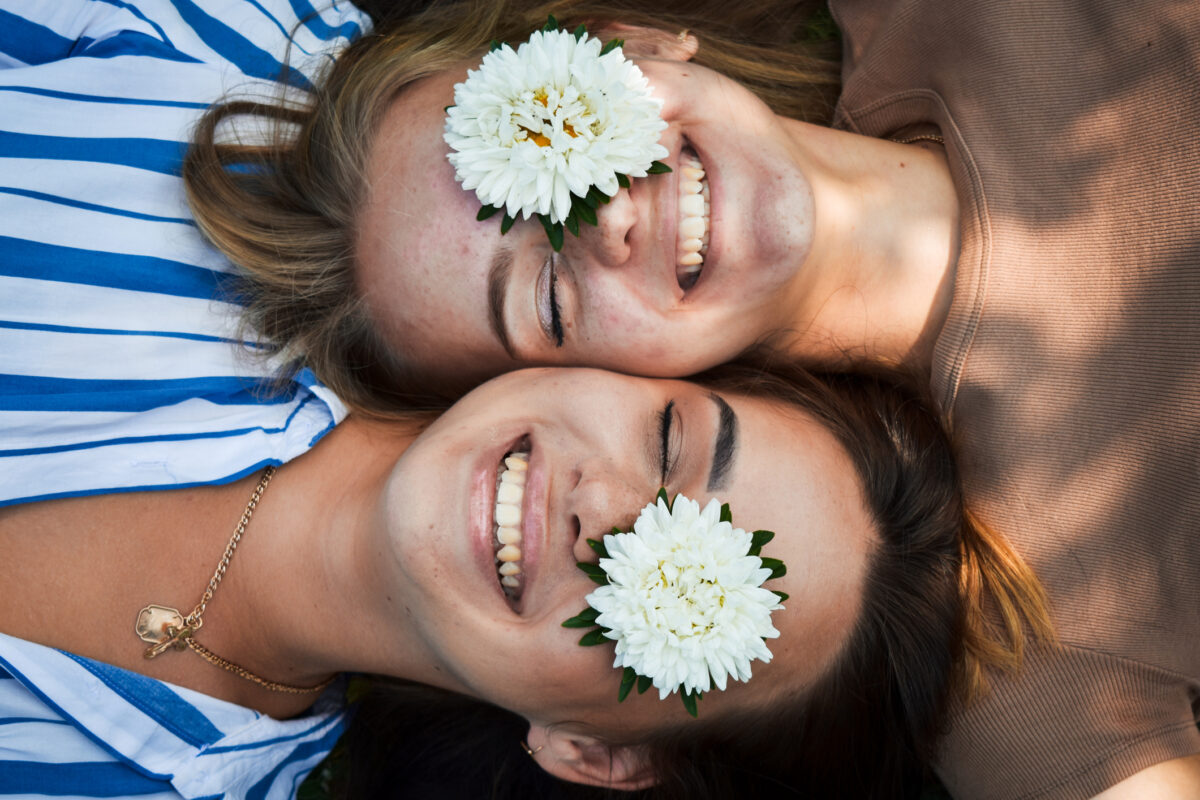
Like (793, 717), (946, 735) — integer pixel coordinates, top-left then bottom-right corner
(628, 135), (682, 303)
(518, 447), (546, 612)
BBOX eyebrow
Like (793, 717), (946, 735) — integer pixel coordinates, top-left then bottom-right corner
(487, 244), (517, 359)
(707, 393), (738, 492)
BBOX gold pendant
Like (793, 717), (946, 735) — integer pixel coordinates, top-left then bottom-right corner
(136, 604), (191, 658)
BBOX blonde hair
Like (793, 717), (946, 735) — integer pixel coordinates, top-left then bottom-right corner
(182, 0), (840, 415)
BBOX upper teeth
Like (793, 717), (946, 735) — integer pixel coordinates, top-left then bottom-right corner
(494, 451), (528, 598)
(677, 147), (710, 290)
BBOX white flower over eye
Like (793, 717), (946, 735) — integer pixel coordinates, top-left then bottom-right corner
(444, 23), (670, 250)
(564, 491), (787, 717)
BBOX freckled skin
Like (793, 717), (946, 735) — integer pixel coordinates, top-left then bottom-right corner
(355, 53), (818, 388)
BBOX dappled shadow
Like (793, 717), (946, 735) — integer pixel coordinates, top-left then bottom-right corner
(833, 1), (1200, 793)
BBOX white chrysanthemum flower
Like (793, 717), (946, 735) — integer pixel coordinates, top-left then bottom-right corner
(444, 28), (668, 224)
(586, 495), (784, 701)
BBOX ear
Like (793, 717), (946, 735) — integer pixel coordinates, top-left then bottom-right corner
(596, 23), (699, 62)
(525, 723), (657, 791)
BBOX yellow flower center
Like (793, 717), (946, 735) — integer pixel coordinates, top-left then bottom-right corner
(522, 127), (553, 147)
(520, 90), (580, 147)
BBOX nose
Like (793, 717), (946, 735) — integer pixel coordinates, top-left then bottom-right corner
(576, 186), (636, 267)
(566, 457), (646, 563)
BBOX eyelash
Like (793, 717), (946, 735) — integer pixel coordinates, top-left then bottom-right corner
(658, 400), (680, 485)
(548, 256), (564, 348)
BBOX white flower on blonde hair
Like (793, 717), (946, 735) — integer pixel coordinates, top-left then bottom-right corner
(444, 20), (670, 250)
(564, 491), (787, 717)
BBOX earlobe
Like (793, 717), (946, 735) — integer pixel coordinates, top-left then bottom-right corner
(526, 724), (657, 791)
(598, 23), (699, 63)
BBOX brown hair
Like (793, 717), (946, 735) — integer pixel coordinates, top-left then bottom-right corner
(333, 359), (1051, 799)
(182, 0), (840, 414)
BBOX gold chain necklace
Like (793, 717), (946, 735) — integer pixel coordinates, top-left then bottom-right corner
(134, 466), (333, 695)
(890, 133), (945, 146)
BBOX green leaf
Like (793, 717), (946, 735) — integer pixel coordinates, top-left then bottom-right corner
(611, 526), (622, 536)
(759, 557), (787, 579)
(500, 213), (515, 235)
(586, 538), (609, 559)
(562, 607), (600, 627)
(572, 23), (587, 41)
(616, 173), (631, 189)
(576, 561), (608, 585)
(772, 590), (790, 603)
(646, 160), (673, 174)
(617, 667), (637, 702)
(656, 487), (669, 506)
(538, 214), (564, 251)
(584, 187), (603, 208)
(578, 628), (609, 647)
(637, 675), (653, 694)
(542, 15), (558, 32)
(476, 204), (500, 222)
(751, 529), (775, 550)
(576, 561), (604, 578)
(680, 690), (700, 718)
(599, 38), (624, 56)
(720, 503), (732, 524)
(575, 201), (597, 226)
(489, 40), (503, 52)
(564, 212), (580, 237)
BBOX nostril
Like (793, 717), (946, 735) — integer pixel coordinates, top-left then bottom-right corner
(572, 515), (582, 540)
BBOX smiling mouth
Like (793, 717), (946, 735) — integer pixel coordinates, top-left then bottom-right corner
(493, 444), (530, 601)
(676, 145), (711, 291)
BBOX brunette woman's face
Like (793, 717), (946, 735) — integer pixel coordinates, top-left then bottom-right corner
(375, 368), (873, 737)
(356, 45), (817, 388)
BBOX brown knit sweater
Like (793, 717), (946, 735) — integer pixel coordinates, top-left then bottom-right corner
(829, 1), (1200, 798)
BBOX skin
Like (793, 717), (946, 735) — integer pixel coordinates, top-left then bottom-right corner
(1092, 755), (1200, 800)
(0, 368), (875, 787)
(351, 27), (1200, 797)
(356, 29), (960, 389)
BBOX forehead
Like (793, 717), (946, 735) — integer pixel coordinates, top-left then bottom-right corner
(355, 66), (513, 382)
(722, 392), (874, 682)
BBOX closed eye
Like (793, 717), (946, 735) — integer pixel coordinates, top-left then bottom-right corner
(658, 400), (681, 485)
(536, 253), (565, 347)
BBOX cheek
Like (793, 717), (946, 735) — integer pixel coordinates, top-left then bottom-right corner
(581, 310), (752, 376)
(461, 627), (617, 718)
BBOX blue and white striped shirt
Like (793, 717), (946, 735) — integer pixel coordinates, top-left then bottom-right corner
(0, 0), (366, 508)
(0, 2), (368, 796)
(0, 633), (346, 799)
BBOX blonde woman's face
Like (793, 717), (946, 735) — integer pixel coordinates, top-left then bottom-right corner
(356, 48), (818, 389)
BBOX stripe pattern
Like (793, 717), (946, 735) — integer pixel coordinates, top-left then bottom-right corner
(0, 0), (364, 507)
(0, 2), (365, 796)
(0, 633), (346, 800)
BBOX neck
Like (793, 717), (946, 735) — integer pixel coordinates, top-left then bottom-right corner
(0, 414), (436, 718)
(206, 416), (441, 710)
(777, 121), (959, 371)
